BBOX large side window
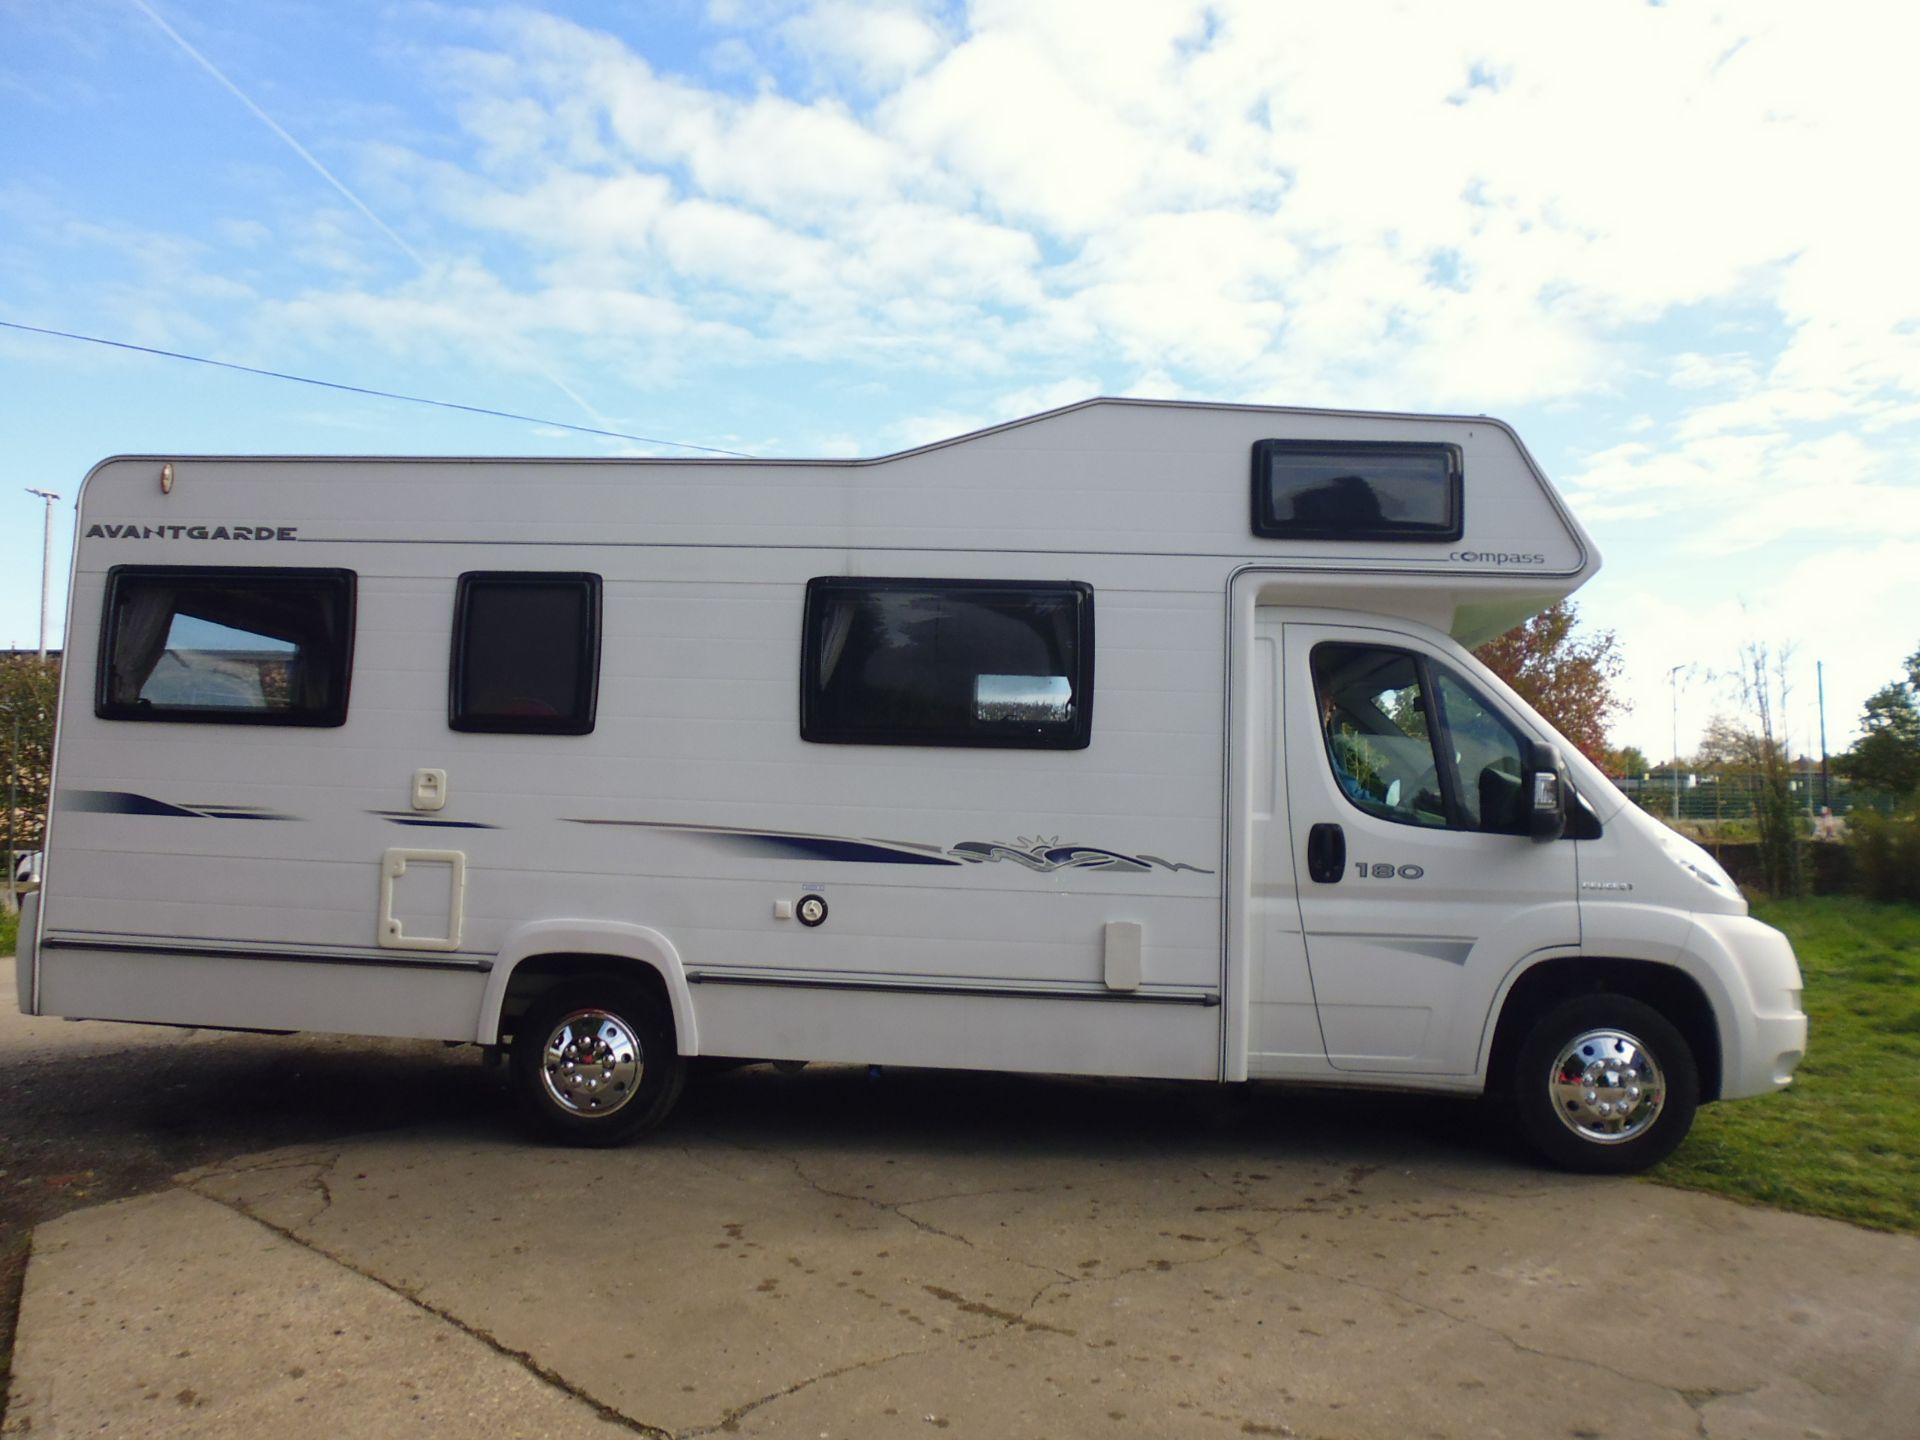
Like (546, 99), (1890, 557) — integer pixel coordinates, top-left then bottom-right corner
(1252, 440), (1462, 542)
(1310, 642), (1529, 833)
(801, 578), (1093, 749)
(96, 566), (355, 726)
(450, 572), (601, 735)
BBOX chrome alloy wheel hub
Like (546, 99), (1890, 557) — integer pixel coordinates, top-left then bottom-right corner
(1548, 1027), (1666, 1143)
(540, 1008), (642, 1116)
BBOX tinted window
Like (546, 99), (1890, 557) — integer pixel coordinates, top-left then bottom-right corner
(1434, 669), (1529, 834)
(450, 573), (600, 734)
(1311, 645), (1448, 827)
(1312, 642), (1536, 834)
(1252, 440), (1462, 541)
(96, 567), (355, 725)
(801, 578), (1093, 748)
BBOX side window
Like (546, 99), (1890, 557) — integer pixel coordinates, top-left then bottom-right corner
(1310, 644), (1448, 827)
(1434, 668), (1529, 835)
(1311, 642), (1534, 834)
(450, 572), (601, 735)
(96, 566), (355, 725)
(801, 578), (1093, 748)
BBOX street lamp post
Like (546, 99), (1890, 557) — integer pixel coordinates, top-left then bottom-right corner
(1668, 664), (1685, 822)
(25, 487), (62, 661)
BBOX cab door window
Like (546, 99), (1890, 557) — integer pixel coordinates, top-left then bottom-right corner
(1433, 668), (1529, 834)
(1310, 645), (1450, 828)
(1311, 642), (1531, 834)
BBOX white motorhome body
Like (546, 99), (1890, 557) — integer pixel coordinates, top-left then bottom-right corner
(19, 399), (1807, 1168)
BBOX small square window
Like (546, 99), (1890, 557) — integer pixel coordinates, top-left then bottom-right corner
(1251, 439), (1463, 542)
(96, 566), (355, 726)
(450, 573), (600, 734)
(801, 578), (1093, 749)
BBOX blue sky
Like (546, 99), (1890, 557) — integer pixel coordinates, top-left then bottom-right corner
(4, 0), (1916, 762)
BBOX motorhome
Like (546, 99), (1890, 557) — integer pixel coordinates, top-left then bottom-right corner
(15, 399), (1807, 1171)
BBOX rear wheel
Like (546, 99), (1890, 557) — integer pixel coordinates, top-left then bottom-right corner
(1511, 993), (1699, 1174)
(512, 979), (685, 1146)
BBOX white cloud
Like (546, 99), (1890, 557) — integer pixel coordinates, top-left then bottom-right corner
(19, 0), (1919, 757)
(779, 2), (947, 90)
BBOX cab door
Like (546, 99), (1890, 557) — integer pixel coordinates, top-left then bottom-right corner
(1281, 620), (1579, 1075)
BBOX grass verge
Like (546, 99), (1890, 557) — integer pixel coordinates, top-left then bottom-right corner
(0, 904), (17, 960)
(1653, 896), (1919, 1233)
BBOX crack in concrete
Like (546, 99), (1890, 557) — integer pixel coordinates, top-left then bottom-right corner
(1271, 1246), (1725, 1424)
(183, 1181), (672, 1439)
(181, 1148), (342, 1185)
(782, 1156), (1080, 1283)
(1679, 1383), (1763, 1440)
(678, 1323), (1000, 1439)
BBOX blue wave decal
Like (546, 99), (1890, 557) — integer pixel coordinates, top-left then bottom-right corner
(564, 818), (1211, 874)
(62, 790), (296, 821)
(948, 838), (1213, 875)
(370, 811), (500, 829)
(706, 833), (961, 866)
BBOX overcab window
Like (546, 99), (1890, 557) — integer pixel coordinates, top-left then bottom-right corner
(1251, 439), (1462, 542)
(450, 572), (601, 735)
(96, 566), (355, 725)
(801, 578), (1094, 749)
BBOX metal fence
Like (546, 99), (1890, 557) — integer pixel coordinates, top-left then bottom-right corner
(1615, 771), (1858, 825)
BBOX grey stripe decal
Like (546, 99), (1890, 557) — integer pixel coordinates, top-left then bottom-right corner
(40, 936), (492, 973)
(685, 970), (1219, 1007)
(1320, 934), (1475, 965)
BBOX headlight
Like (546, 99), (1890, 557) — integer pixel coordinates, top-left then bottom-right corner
(1670, 848), (1735, 892)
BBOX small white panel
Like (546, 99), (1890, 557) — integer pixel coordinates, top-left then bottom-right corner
(772, 898), (794, 920)
(1103, 920), (1143, 992)
(411, 768), (448, 812)
(377, 848), (466, 951)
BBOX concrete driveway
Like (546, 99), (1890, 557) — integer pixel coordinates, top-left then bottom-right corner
(6, 1061), (1918, 1440)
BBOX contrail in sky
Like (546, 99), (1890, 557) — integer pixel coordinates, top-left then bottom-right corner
(127, 0), (428, 269)
(125, 0), (612, 429)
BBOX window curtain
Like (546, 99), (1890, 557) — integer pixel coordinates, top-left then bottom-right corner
(108, 586), (178, 705)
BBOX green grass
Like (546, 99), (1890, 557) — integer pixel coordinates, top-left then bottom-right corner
(0, 904), (15, 960)
(1653, 897), (1920, 1233)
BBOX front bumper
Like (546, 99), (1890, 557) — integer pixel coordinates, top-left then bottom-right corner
(1687, 912), (1807, 1100)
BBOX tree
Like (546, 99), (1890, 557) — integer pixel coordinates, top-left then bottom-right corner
(1473, 601), (1626, 766)
(1, 654), (58, 872)
(1735, 639), (1802, 898)
(1692, 714), (1777, 772)
(1836, 646), (1920, 798)
(1603, 744), (1649, 777)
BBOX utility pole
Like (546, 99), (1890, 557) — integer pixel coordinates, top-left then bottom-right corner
(1817, 660), (1831, 814)
(5, 713), (15, 914)
(1668, 663), (1685, 821)
(26, 487), (61, 661)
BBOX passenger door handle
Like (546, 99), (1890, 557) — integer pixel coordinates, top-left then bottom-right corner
(1306, 823), (1346, 884)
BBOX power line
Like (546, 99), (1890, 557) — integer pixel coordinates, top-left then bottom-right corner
(0, 320), (754, 457)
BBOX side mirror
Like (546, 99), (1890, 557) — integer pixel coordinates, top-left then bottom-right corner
(1526, 740), (1568, 842)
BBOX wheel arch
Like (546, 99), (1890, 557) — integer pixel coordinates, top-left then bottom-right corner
(1482, 952), (1724, 1103)
(478, 921), (699, 1054)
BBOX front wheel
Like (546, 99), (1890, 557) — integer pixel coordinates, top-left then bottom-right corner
(512, 979), (686, 1146)
(1511, 993), (1699, 1174)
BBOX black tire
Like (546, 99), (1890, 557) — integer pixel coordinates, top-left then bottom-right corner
(511, 978), (685, 1146)
(1510, 993), (1699, 1174)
